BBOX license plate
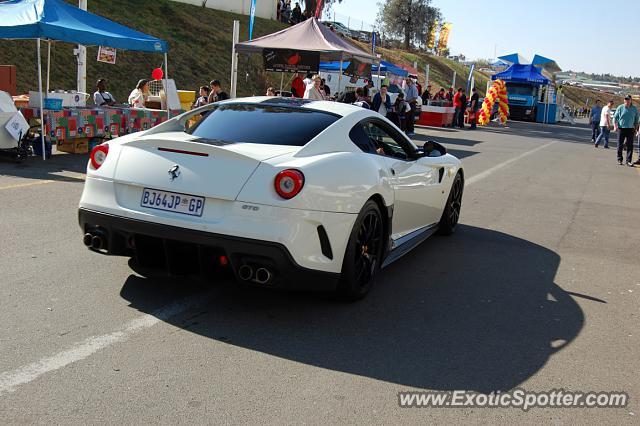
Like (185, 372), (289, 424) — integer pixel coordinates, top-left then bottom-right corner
(140, 188), (205, 217)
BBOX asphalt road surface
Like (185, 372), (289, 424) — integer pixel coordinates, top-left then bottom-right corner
(1, 120), (638, 425)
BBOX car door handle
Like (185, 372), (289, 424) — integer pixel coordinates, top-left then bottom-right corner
(390, 168), (396, 176)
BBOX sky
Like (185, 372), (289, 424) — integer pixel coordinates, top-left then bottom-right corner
(328, 0), (639, 77)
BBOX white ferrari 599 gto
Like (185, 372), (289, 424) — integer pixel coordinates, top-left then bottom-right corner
(79, 97), (464, 300)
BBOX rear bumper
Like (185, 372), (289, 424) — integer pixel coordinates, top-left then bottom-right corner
(78, 208), (340, 291)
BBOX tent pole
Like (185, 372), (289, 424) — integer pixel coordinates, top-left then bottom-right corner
(279, 72), (284, 93)
(338, 59), (343, 95)
(230, 20), (239, 99)
(37, 39), (46, 160)
(46, 40), (51, 94)
(164, 53), (170, 119)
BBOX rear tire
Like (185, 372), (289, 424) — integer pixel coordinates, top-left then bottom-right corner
(337, 200), (385, 301)
(438, 172), (463, 236)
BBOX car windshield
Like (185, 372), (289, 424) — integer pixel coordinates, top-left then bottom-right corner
(187, 103), (339, 146)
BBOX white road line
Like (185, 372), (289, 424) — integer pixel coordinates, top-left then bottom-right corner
(466, 141), (556, 186)
(0, 294), (210, 396)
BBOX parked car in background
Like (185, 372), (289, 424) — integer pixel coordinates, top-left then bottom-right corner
(351, 30), (371, 42)
(321, 21), (352, 38)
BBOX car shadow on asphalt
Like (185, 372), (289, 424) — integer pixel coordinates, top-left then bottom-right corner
(119, 225), (584, 393)
(0, 152), (87, 182)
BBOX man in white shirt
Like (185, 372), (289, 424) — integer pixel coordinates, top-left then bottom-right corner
(303, 72), (313, 87)
(93, 79), (116, 107)
(595, 100), (614, 148)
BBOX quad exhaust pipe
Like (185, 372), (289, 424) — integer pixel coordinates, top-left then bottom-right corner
(237, 264), (273, 284)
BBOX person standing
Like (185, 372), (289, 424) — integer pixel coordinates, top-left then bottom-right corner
(128, 79), (149, 108)
(404, 78), (419, 136)
(421, 84), (432, 105)
(303, 75), (326, 100)
(589, 100), (602, 142)
(595, 100), (613, 148)
(362, 80), (374, 102)
(93, 79), (117, 107)
(209, 80), (229, 102)
(453, 88), (464, 129)
(192, 86), (210, 108)
(613, 95), (639, 166)
(292, 2), (302, 23)
(291, 72), (305, 98)
(458, 89), (467, 128)
(321, 78), (331, 97)
(445, 87), (455, 102)
(372, 84), (392, 117)
(469, 87), (480, 130)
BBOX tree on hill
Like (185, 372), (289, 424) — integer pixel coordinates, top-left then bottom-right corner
(377, 0), (441, 50)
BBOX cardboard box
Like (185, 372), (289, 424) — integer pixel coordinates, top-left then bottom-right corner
(56, 137), (88, 154)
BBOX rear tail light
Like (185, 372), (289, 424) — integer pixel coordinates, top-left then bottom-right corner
(274, 169), (304, 199)
(90, 143), (109, 169)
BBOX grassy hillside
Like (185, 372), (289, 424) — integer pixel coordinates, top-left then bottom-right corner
(0, 0), (287, 101)
(562, 86), (626, 109)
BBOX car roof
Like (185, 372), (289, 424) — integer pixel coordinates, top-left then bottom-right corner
(219, 96), (370, 118)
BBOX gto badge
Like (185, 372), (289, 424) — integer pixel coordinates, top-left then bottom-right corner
(168, 165), (181, 181)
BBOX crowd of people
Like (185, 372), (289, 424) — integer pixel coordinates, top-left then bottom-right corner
(590, 96), (640, 166)
(190, 79), (229, 109)
(92, 77), (230, 110)
(276, 1), (306, 25)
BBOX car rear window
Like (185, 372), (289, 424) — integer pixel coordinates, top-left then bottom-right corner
(187, 104), (339, 146)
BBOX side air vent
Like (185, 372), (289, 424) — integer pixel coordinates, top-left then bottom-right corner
(317, 225), (333, 260)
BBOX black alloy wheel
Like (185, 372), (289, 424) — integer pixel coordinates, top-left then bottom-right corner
(338, 200), (385, 301)
(438, 172), (464, 235)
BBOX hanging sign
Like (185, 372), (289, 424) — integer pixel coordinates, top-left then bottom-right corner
(97, 46), (117, 64)
(344, 59), (371, 78)
(263, 49), (320, 73)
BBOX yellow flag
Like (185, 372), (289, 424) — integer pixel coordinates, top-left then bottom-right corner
(437, 22), (452, 54)
(427, 20), (438, 50)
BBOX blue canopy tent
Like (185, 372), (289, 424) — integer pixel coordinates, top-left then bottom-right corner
(531, 54), (561, 74)
(497, 53), (529, 65)
(492, 64), (556, 123)
(0, 0), (169, 159)
(319, 60), (409, 77)
(491, 64), (550, 84)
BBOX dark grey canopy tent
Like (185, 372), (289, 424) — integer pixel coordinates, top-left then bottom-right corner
(234, 18), (375, 94)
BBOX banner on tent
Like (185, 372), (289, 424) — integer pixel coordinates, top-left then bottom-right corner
(97, 46), (117, 64)
(263, 49), (320, 73)
(344, 59), (371, 78)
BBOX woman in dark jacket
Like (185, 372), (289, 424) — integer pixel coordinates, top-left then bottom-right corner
(371, 84), (392, 116)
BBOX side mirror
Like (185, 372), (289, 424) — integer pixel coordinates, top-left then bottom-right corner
(417, 140), (447, 157)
